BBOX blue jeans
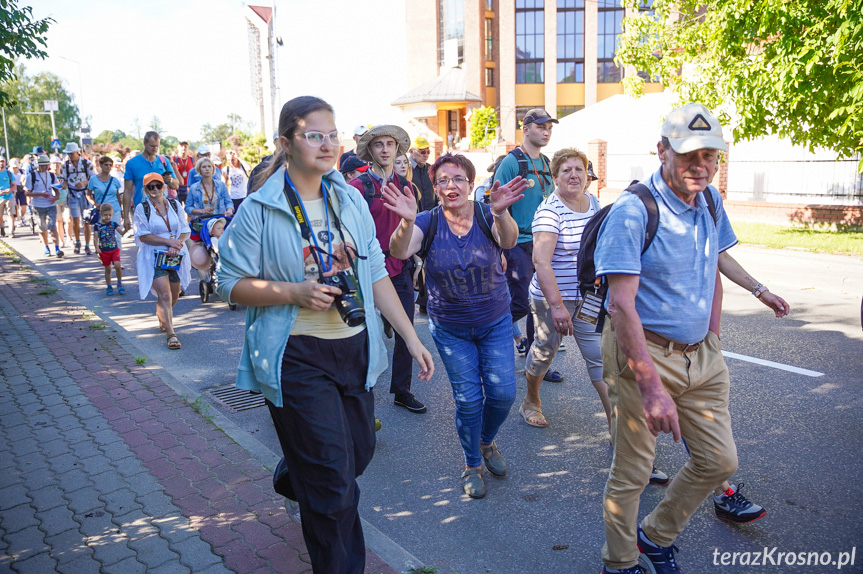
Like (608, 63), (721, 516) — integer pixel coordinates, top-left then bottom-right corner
(428, 313), (517, 468)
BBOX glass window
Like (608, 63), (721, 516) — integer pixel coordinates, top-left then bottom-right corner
(439, 0), (465, 66)
(556, 0), (583, 83)
(516, 0), (544, 83)
(597, 0), (623, 83)
(486, 67), (495, 87)
(557, 105), (584, 119)
(485, 18), (494, 60)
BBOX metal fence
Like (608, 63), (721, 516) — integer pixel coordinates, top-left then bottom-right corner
(726, 158), (862, 205)
(606, 153), (863, 206)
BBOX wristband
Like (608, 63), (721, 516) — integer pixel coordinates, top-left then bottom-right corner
(491, 210), (505, 218)
(752, 284), (769, 298)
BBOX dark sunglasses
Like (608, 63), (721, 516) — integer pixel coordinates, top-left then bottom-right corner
(145, 182), (164, 191)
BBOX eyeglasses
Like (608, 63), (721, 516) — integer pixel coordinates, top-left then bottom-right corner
(300, 131), (340, 147)
(415, 149), (430, 155)
(145, 182), (164, 191)
(434, 176), (469, 188)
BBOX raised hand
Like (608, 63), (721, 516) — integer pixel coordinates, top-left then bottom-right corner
(381, 181), (418, 222)
(488, 175), (528, 216)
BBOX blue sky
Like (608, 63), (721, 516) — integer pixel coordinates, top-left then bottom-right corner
(25, 0), (408, 142)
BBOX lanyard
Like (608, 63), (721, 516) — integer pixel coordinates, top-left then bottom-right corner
(152, 200), (173, 237)
(521, 146), (550, 197)
(202, 180), (216, 206)
(283, 172), (359, 279)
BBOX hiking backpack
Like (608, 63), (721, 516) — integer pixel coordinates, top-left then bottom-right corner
(492, 147), (552, 186)
(142, 198), (181, 220)
(417, 201), (496, 260)
(575, 181), (718, 327)
(357, 172), (411, 207)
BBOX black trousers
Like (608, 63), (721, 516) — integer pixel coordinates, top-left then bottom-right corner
(267, 331), (375, 574)
(504, 242), (535, 345)
(388, 264), (416, 396)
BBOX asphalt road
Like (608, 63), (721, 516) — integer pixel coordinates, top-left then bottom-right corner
(5, 226), (863, 574)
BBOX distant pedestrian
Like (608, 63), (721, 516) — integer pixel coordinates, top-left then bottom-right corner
(10, 158), (28, 226)
(134, 173), (191, 350)
(0, 157), (16, 237)
(24, 155), (64, 257)
(62, 142), (97, 255)
(408, 136), (436, 212)
(172, 141), (195, 205)
(223, 149), (249, 212)
(94, 204), (126, 296)
(50, 156), (70, 248)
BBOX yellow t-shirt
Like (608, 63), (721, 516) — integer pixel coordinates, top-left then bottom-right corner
(291, 193), (366, 339)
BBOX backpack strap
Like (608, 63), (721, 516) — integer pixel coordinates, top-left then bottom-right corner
(472, 201), (496, 247)
(417, 206), (440, 260)
(624, 182), (660, 255)
(358, 172), (378, 206)
(702, 186), (718, 224)
(141, 198), (178, 221)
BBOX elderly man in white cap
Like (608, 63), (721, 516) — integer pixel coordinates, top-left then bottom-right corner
(349, 125), (427, 414)
(61, 142), (96, 254)
(594, 103), (790, 574)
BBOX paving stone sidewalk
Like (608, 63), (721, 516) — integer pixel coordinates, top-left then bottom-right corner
(0, 249), (399, 574)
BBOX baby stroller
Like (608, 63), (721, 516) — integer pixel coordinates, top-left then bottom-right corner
(193, 215), (237, 310)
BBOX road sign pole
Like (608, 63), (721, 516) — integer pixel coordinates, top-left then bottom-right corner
(50, 109), (56, 140)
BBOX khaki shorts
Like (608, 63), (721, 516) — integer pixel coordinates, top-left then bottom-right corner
(34, 206), (58, 233)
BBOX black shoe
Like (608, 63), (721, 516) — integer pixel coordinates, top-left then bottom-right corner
(394, 393), (427, 414)
(516, 337), (529, 356)
(73, 242), (81, 254)
(543, 370), (564, 383)
(383, 321), (394, 339)
(84, 245), (92, 255)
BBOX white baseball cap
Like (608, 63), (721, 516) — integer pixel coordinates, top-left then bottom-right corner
(661, 103), (728, 154)
(353, 125), (369, 137)
(196, 145), (211, 155)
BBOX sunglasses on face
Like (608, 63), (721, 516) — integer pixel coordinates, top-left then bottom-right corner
(146, 182), (164, 191)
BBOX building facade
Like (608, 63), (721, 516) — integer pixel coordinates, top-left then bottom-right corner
(398, 0), (662, 146)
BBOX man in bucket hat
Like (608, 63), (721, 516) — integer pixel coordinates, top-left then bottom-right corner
(62, 142), (96, 254)
(595, 103), (789, 574)
(350, 125), (427, 414)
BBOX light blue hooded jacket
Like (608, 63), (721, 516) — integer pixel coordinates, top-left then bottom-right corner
(216, 166), (389, 407)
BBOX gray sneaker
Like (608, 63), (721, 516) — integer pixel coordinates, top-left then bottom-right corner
(285, 498), (301, 526)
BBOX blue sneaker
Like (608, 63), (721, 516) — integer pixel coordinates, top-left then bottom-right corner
(44, 247), (52, 257)
(601, 566), (646, 574)
(637, 525), (681, 573)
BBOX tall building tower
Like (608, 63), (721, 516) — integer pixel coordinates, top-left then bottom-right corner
(396, 0), (662, 145)
(246, 4), (278, 138)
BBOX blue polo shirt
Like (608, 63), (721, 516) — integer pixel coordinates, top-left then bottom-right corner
(594, 168), (737, 344)
(124, 154), (175, 207)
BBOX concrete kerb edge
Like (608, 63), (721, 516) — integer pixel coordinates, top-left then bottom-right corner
(0, 239), (427, 574)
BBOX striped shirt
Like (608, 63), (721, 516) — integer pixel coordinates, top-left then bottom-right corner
(529, 191), (600, 301)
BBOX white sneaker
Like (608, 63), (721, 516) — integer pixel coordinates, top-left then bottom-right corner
(558, 340), (567, 352)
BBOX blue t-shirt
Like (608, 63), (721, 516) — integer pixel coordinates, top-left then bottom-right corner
(124, 154), (175, 207)
(94, 221), (120, 251)
(0, 170), (13, 200)
(415, 203), (510, 327)
(594, 168), (738, 344)
(87, 175), (122, 214)
(493, 150), (552, 244)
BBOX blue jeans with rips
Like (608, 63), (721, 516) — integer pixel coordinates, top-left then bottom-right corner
(428, 312), (517, 468)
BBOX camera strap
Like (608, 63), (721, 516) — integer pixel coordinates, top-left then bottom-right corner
(283, 172), (364, 282)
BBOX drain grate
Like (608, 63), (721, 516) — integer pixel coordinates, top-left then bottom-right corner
(207, 386), (266, 413)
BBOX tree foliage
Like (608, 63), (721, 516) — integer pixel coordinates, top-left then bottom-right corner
(1, 65), (80, 156)
(616, 0), (863, 167)
(469, 106), (500, 149)
(0, 0), (54, 108)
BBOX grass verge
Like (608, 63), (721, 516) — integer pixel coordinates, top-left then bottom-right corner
(733, 222), (863, 256)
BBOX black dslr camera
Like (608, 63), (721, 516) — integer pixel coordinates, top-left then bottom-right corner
(320, 270), (365, 327)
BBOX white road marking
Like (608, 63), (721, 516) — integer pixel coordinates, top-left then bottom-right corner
(722, 351), (824, 377)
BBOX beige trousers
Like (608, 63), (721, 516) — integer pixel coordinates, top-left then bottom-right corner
(601, 321), (738, 570)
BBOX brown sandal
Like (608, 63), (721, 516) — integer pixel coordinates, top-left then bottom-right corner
(166, 334), (181, 350)
(519, 401), (548, 428)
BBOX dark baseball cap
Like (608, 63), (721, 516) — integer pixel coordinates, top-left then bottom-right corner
(522, 108), (559, 126)
(340, 155), (368, 174)
(587, 161), (598, 181)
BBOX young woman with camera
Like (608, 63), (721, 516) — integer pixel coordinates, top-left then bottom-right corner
(216, 96), (434, 574)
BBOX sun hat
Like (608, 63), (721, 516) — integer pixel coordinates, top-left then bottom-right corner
(37, 155), (51, 165)
(143, 173), (164, 187)
(207, 217), (227, 235)
(661, 103), (728, 153)
(63, 142), (81, 154)
(9, 158), (19, 167)
(356, 125), (411, 162)
(32, 146), (45, 154)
